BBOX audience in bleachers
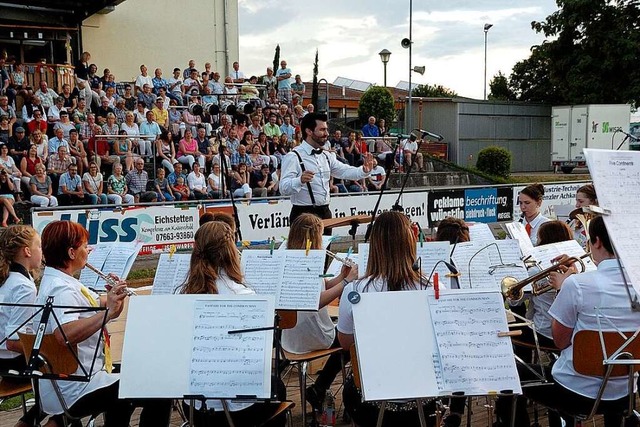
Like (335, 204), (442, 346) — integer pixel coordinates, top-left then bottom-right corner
(0, 52), (397, 218)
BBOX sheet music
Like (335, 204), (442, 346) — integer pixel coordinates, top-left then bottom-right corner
(485, 240), (528, 284)
(279, 250), (324, 310)
(450, 242), (496, 290)
(98, 241), (143, 290)
(241, 249), (324, 310)
(531, 239), (595, 272)
(152, 254), (191, 295)
(326, 253), (359, 278)
(428, 290), (522, 395)
(357, 243), (370, 277)
(468, 223), (496, 244)
(189, 299), (272, 398)
(80, 243), (114, 289)
(416, 241), (452, 289)
(505, 222), (535, 257)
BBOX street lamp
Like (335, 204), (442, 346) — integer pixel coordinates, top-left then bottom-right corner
(484, 23), (493, 100)
(379, 49), (391, 87)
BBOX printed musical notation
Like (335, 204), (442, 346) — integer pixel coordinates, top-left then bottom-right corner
(584, 149), (640, 299)
(79, 241), (143, 290)
(189, 299), (270, 397)
(428, 290), (521, 395)
(152, 253), (191, 295)
(531, 239), (595, 272)
(450, 242), (496, 290)
(241, 249), (324, 310)
(468, 222), (496, 244)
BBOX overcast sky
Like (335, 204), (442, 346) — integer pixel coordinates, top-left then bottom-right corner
(237, 0), (559, 99)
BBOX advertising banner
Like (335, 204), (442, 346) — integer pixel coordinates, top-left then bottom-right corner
(427, 188), (513, 227)
(512, 182), (590, 218)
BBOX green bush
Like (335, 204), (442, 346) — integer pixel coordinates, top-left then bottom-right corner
(475, 146), (512, 178)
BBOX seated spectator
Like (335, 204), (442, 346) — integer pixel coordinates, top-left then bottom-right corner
(263, 113), (282, 140)
(229, 162), (251, 199)
(8, 126), (29, 164)
(67, 129), (88, 175)
(138, 111), (160, 159)
(27, 109), (47, 135)
(291, 75), (305, 97)
(241, 76), (260, 100)
(375, 137), (396, 170)
(47, 145), (73, 193)
(82, 161), (107, 205)
(194, 127), (214, 170)
(187, 162), (208, 200)
(135, 64), (153, 95)
(20, 143), (42, 188)
(72, 98), (89, 127)
(47, 96), (66, 129)
(342, 131), (362, 166)
(250, 164), (276, 197)
(210, 71), (224, 95)
(345, 179), (366, 193)
(361, 116), (380, 138)
(248, 143), (269, 169)
(53, 110), (76, 140)
(401, 134), (424, 172)
(367, 158), (386, 191)
(137, 84), (156, 110)
(122, 84), (137, 111)
(177, 129), (205, 170)
(151, 97), (169, 129)
(90, 135), (119, 172)
(30, 131), (48, 164)
(207, 162), (228, 199)
(355, 132), (369, 156)
(378, 118), (387, 136)
(60, 83), (78, 113)
(0, 143), (22, 195)
(248, 115), (262, 138)
(329, 176), (347, 194)
(22, 95), (46, 123)
(168, 68), (184, 105)
(182, 69), (202, 96)
(29, 163), (57, 207)
(328, 130), (347, 163)
(230, 144), (253, 172)
(173, 176), (191, 200)
(154, 168), (175, 202)
(134, 101), (148, 124)
(280, 115), (295, 140)
(121, 112), (144, 159)
(156, 130), (177, 173)
(79, 113), (101, 144)
(0, 168), (21, 226)
(125, 158), (148, 202)
(113, 98), (127, 124)
(95, 97), (114, 126)
(168, 100), (183, 134)
(57, 163), (84, 206)
(167, 161), (187, 199)
(102, 86), (118, 109)
(222, 76), (238, 102)
(0, 116), (12, 145)
(107, 163), (134, 205)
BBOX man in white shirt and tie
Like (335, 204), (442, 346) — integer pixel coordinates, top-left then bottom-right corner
(280, 113), (373, 222)
(230, 61), (245, 84)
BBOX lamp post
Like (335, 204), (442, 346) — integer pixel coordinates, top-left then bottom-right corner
(483, 23), (493, 100)
(408, 0), (413, 134)
(379, 49), (391, 87)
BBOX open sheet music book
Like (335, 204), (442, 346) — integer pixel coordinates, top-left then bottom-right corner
(241, 249), (324, 310)
(79, 241), (143, 291)
(152, 253), (192, 295)
(352, 289), (521, 401)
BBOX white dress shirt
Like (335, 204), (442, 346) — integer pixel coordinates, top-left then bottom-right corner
(280, 141), (369, 206)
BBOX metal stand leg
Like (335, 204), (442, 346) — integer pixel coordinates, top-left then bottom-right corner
(221, 399), (235, 427)
(375, 401), (387, 427)
(417, 399), (428, 427)
(300, 361), (308, 427)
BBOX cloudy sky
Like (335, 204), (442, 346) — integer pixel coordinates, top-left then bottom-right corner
(237, 0), (559, 99)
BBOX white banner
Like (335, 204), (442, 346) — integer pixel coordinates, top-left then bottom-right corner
(31, 205), (200, 255)
(512, 182), (589, 219)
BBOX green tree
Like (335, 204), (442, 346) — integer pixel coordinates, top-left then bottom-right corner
(312, 49), (319, 109)
(411, 83), (457, 98)
(358, 86), (395, 126)
(272, 44), (280, 78)
(488, 71), (515, 101)
(476, 146), (512, 178)
(509, 0), (640, 105)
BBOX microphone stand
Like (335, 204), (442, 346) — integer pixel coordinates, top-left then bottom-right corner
(391, 131), (429, 212)
(364, 134), (403, 243)
(218, 136), (243, 242)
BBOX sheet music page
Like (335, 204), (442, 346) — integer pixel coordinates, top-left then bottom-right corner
(325, 253), (359, 278)
(416, 241), (452, 289)
(241, 250), (283, 297)
(531, 240), (595, 271)
(450, 242), (496, 290)
(505, 222), (535, 257)
(279, 250), (324, 311)
(79, 243), (114, 289)
(485, 240), (528, 286)
(152, 254), (192, 295)
(189, 298), (272, 398)
(357, 243), (370, 277)
(468, 223), (496, 244)
(98, 241), (142, 290)
(428, 290), (522, 395)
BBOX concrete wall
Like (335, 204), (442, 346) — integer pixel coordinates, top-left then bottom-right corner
(81, 0), (239, 82)
(409, 98), (552, 172)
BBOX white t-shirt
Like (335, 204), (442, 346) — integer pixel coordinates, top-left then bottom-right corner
(0, 270), (36, 358)
(187, 171), (207, 192)
(36, 267), (119, 415)
(549, 259), (640, 400)
(207, 173), (221, 192)
(368, 165), (386, 184)
(281, 278), (335, 354)
(135, 75), (153, 91)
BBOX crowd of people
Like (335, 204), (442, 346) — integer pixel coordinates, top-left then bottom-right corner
(0, 53), (416, 222)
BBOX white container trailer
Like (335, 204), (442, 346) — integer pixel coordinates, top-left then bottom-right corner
(551, 104), (631, 173)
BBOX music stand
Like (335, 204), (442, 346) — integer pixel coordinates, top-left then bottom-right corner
(322, 214), (371, 239)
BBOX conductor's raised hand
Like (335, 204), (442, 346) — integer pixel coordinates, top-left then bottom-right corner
(300, 170), (315, 184)
(362, 153), (374, 173)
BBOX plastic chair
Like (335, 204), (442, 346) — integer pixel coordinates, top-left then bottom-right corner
(278, 310), (345, 427)
(557, 330), (640, 426)
(18, 332), (99, 427)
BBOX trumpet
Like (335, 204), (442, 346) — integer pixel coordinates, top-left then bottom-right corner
(501, 253), (591, 302)
(326, 250), (356, 268)
(85, 263), (137, 296)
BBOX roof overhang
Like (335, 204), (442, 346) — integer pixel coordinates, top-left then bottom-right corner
(0, 0), (126, 27)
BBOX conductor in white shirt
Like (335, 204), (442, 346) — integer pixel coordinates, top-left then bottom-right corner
(280, 113), (373, 222)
